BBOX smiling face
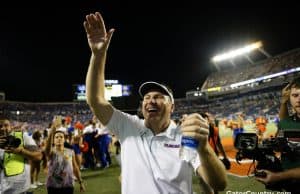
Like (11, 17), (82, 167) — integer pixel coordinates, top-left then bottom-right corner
(142, 91), (174, 129)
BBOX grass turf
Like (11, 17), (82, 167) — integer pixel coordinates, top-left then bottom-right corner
(30, 122), (277, 193)
(29, 157), (268, 194)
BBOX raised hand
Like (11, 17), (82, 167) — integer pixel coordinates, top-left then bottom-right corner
(83, 12), (114, 54)
(281, 83), (291, 104)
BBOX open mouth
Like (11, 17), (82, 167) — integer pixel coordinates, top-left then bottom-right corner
(147, 107), (159, 113)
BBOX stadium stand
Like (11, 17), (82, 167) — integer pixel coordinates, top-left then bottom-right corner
(0, 47), (299, 179)
(202, 47), (300, 89)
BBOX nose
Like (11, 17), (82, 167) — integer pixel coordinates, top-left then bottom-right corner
(149, 97), (157, 103)
(144, 96), (157, 103)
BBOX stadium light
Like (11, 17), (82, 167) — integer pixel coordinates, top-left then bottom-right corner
(212, 41), (262, 63)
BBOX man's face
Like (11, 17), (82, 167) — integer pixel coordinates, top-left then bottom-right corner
(142, 91), (174, 123)
(290, 86), (300, 115)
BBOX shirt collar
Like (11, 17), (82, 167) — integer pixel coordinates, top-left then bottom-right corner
(142, 120), (178, 140)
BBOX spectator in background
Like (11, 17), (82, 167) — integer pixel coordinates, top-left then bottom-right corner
(256, 77), (300, 192)
(45, 118), (85, 194)
(82, 120), (96, 169)
(94, 121), (111, 168)
(227, 114), (244, 141)
(204, 113), (230, 169)
(0, 119), (43, 194)
(255, 116), (268, 142)
(30, 130), (44, 189)
(72, 122), (85, 169)
(55, 116), (67, 134)
(84, 11), (227, 194)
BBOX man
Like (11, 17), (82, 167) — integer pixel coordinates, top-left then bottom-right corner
(0, 119), (43, 194)
(205, 113), (230, 169)
(94, 121), (112, 168)
(82, 120), (96, 169)
(84, 12), (227, 194)
(256, 77), (300, 192)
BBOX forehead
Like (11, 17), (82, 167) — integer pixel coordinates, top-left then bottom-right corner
(144, 91), (165, 96)
(290, 87), (300, 93)
(54, 132), (65, 137)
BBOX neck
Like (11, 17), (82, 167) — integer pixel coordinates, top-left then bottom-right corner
(55, 145), (64, 152)
(146, 120), (170, 135)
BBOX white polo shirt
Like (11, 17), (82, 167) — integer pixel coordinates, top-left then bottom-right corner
(106, 109), (201, 194)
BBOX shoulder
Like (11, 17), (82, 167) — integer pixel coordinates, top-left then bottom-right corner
(111, 109), (143, 126)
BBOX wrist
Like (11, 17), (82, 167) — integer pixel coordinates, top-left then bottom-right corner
(198, 142), (209, 155)
(92, 51), (106, 57)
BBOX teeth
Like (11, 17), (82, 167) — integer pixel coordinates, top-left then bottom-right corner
(148, 108), (158, 112)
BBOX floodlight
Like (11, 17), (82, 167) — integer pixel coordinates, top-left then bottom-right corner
(212, 41), (262, 63)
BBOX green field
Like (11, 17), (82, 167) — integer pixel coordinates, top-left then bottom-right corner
(30, 122), (278, 194)
(29, 157), (270, 194)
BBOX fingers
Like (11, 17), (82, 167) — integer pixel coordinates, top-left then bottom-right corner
(84, 12), (106, 34)
(83, 21), (91, 35)
(282, 83), (291, 93)
(181, 130), (208, 139)
(106, 28), (115, 46)
(95, 12), (106, 33)
(181, 113), (209, 129)
(180, 113), (209, 141)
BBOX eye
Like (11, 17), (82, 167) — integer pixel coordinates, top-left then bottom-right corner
(143, 95), (151, 101)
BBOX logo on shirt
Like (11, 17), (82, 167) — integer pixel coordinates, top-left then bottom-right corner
(164, 143), (180, 148)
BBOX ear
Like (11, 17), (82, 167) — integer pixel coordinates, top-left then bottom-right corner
(170, 103), (175, 113)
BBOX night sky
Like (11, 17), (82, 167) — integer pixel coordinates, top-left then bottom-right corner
(0, 2), (299, 102)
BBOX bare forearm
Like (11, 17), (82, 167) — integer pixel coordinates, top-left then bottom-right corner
(86, 53), (106, 104)
(86, 53), (113, 125)
(45, 131), (53, 157)
(72, 154), (83, 183)
(19, 148), (42, 161)
(276, 168), (300, 181)
(197, 145), (227, 191)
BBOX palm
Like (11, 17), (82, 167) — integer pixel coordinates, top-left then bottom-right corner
(87, 30), (106, 52)
(84, 12), (114, 53)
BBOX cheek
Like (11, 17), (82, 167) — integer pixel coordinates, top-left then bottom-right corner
(141, 105), (146, 113)
(163, 104), (172, 113)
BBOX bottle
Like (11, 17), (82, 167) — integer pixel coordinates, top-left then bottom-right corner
(179, 136), (199, 163)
